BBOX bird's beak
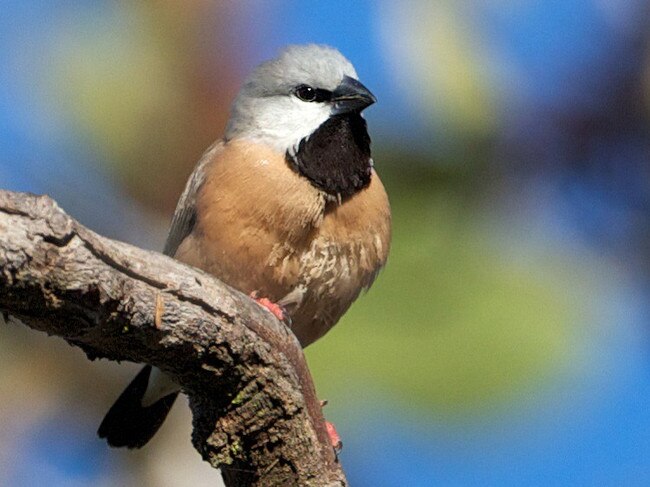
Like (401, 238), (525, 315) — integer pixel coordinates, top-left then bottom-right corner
(331, 75), (377, 115)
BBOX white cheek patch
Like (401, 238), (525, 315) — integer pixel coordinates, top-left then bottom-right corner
(241, 98), (332, 155)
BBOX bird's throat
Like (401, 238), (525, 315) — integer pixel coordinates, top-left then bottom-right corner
(287, 113), (372, 199)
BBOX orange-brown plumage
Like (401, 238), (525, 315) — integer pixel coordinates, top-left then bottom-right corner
(175, 139), (390, 345)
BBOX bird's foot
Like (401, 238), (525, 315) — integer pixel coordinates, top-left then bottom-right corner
(326, 421), (342, 452)
(320, 400), (342, 451)
(249, 292), (286, 321)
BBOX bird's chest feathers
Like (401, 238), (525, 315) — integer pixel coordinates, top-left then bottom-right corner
(262, 197), (386, 315)
(266, 215), (355, 290)
(190, 138), (388, 306)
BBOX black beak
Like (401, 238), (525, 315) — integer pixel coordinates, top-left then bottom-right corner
(331, 75), (377, 115)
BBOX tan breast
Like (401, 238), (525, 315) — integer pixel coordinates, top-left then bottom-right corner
(174, 139), (391, 346)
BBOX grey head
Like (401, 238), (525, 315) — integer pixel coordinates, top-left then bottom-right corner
(224, 44), (376, 155)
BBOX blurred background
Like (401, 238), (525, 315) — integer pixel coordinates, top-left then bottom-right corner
(2, 1), (650, 485)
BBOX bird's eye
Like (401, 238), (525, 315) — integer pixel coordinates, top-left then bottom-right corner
(295, 85), (317, 102)
(294, 85), (332, 103)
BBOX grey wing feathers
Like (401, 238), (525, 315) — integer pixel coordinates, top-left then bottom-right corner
(163, 141), (221, 257)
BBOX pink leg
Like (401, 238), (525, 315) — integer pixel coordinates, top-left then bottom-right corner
(320, 400), (342, 451)
(326, 421), (342, 452)
(249, 292), (285, 321)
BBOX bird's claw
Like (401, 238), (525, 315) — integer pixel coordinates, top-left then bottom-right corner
(249, 292), (286, 321)
(326, 421), (342, 452)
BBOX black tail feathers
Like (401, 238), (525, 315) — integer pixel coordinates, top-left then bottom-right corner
(98, 365), (178, 449)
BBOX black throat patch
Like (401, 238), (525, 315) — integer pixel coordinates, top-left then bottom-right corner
(287, 113), (372, 198)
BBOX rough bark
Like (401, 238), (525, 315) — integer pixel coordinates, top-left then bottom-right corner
(0, 190), (347, 487)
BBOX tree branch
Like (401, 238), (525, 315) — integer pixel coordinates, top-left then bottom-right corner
(0, 190), (347, 487)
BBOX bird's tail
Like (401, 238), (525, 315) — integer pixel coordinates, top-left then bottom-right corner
(98, 365), (179, 448)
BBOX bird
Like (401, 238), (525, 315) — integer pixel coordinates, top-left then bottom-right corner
(98, 44), (391, 449)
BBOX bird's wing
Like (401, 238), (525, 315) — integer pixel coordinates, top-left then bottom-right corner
(163, 141), (222, 257)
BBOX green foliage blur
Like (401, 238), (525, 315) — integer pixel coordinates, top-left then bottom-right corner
(308, 162), (592, 417)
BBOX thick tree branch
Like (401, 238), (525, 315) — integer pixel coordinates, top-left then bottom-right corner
(0, 190), (347, 487)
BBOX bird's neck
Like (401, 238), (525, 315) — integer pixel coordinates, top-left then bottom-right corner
(286, 113), (372, 200)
